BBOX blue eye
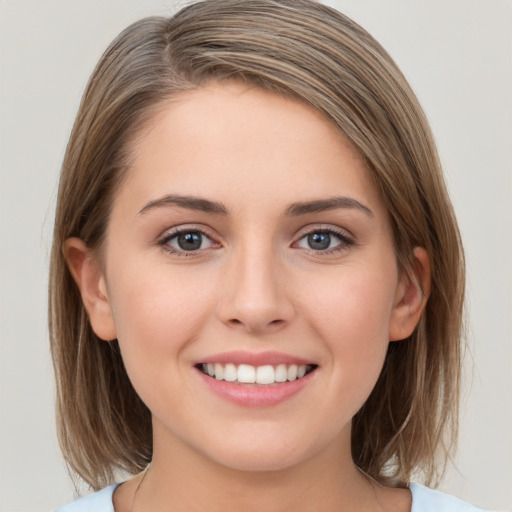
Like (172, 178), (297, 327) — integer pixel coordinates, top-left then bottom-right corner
(306, 232), (333, 250)
(296, 229), (352, 252)
(160, 229), (214, 253)
(176, 232), (203, 251)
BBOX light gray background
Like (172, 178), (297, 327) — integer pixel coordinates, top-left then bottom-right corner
(0, 1), (510, 510)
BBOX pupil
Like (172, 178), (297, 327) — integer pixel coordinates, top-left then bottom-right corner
(308, 232), (331, 250)
(178, 232), (202, 251)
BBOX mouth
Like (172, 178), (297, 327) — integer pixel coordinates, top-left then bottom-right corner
(195, 362), (318, 385)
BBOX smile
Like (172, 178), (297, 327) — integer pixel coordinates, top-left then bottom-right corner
(198, 363), (317, 385)
(194, 352), (319, 407)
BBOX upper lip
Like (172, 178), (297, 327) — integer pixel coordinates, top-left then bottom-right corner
(195, 350), (316, 367)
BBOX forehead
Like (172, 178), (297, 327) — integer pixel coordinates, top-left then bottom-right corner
(115, 81), (385, 219)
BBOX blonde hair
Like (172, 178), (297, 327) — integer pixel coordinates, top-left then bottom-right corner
(49, 0), (465, 491)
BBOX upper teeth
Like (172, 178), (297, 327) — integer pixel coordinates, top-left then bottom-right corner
(201, 363), (312, 384)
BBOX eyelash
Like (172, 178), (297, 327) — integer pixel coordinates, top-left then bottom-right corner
(158, 227), (218, 257)
(157, 226), (355, 257)
(293, 227), (355, 255)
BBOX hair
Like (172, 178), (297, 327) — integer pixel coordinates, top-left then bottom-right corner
(49, 0), (465, 492)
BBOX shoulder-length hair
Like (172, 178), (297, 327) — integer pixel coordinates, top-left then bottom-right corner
(49, 0), (465, 491)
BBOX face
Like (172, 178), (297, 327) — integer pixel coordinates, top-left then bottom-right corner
(77, 81), (422, 473)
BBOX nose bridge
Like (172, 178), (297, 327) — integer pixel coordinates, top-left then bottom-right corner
(218, 235), (292, 334)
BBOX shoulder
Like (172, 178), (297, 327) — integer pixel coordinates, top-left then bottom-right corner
(410, 483), (491, 512)
(54, 484), (118, 512)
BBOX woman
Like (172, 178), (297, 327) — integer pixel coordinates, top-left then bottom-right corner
(50, 1), (484, 510)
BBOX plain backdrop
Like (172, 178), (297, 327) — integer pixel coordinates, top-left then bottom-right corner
(0, 1), (510, 510)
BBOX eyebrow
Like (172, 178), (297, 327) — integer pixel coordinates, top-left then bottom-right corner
(284, 197), (373, 217)
(138, 194), (373, 218)
(138, 195), (229, 215)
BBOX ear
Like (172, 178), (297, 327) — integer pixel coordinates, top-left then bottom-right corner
(63, 237), (117, 341)
(389, 247), (431, 342)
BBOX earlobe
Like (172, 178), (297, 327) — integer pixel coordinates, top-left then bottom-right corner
(389, 247), (431, 342)
(63, 237), (117, 341)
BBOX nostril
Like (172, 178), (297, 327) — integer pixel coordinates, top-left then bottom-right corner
(226, 317), (285, 332)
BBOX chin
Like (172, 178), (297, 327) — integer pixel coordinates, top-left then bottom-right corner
(210, 450), (305, 473)
(196, 432), (328, 474)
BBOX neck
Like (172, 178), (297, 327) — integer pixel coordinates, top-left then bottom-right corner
(134, 424), (377, 512)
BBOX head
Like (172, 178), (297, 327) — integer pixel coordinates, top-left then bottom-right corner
(49, 0), (465, 490)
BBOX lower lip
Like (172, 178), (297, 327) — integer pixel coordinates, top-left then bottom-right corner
(195, 368), (316, 407)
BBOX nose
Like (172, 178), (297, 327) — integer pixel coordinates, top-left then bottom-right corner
(217, 245), (294, 336)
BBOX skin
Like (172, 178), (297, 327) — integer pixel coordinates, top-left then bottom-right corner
(65, 81), (430, 512)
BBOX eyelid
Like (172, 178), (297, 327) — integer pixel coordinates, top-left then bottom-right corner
(157, 224), (222, 255)
(291, 224), (355, 253)
(155, 223), (355, 256)
(293, 223), (354, 241)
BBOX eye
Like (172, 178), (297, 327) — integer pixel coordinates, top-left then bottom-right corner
(295, 229), (353, 252)
(159, 228), (216, 254)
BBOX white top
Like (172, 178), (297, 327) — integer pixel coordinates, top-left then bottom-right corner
(54, 482), (490, 511)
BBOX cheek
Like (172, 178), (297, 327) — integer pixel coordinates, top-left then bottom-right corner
(299, 265), (396, 392)
(106, 262), (216, 379)
(305, 268), (395, 338)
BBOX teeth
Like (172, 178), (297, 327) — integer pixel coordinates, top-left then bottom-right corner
(287, 364), (298, 381)
(256, 365), (275, 384)
(275, 364), (288, 382)
(201, 363), (314, 384)
(297, 365), (307, 378)
(214, 363), (224, 381)
(238, 364), (256, 383)
(224, 363), (237, 382)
